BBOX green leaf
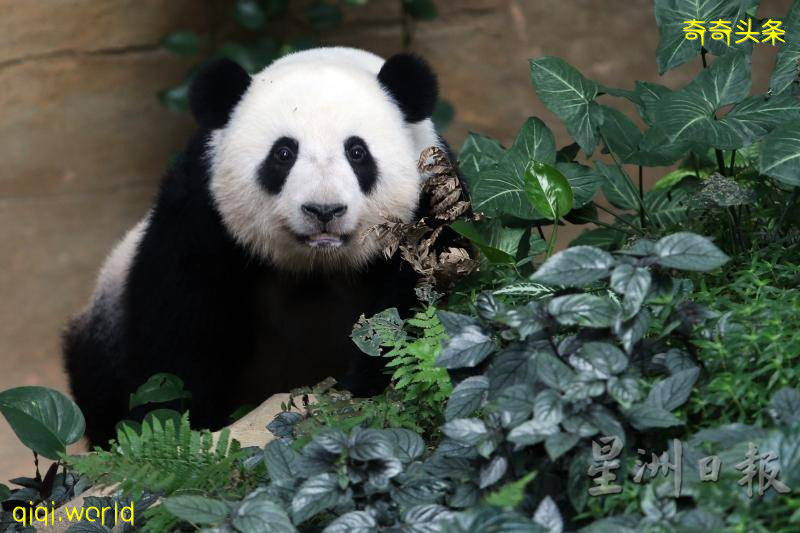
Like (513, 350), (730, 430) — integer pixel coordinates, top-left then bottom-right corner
(234, 489), (295, 532)
(569, 228), (626, 250)
(325, 511), (377, 532)
(264, 440), (298, 485)
(350, 307), (405, 356)
(569, 342), (628, 379)
(596, 162), (639, 210)
(0, 386), (85, 460)
(544, 432), (580, 461)
(626, 403), (682, 430)
(556, 162), (602, 207)
(163, 495), (229, 525)
(523, 161), (574, 220)
(534, 389), (565, 425)
(446, 376), (489, 421)
(129, 373), (191, 410)
(533, 496), (563, 533)
(650, 51), (752, 149)
(547, 294), (619, 328)
(441, 418), (488, 445)
(532, 245), (615, 286)
(719, 94), (800, 146)
(291, 473), (341, 524)
(508, 417), (560, 446)
(653, 0), (750, 74)
(463, 118), (557, 219)
(536, 352), (577, 390)
(235, 0), (268, 29)
(450, 220), (524, 264)
(610, 264), (652, 316)
(479, 455), (508, 489)
(771, 388), (800, 426)
(0, 483), (10, 502)
(599, 106), (642, 163)
(158, 81), (191, 113)
(654, 232), (729, 271)
(383, 428), (425, 462)
(529, 57), (603, 154)
(759, 120), (800, 186)
(647, 367), (700, 411)
(485, 471), (537, 508)
(161, 31), (201, 56)
(436, 326), (495, 369)
(608, 376), (643, 408)
(643, 187), (690, 228)
(770, 0), (800, 95)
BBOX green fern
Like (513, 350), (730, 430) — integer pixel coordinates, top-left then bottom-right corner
(68, 412), (244, 501)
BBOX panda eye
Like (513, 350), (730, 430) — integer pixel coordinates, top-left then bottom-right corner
(274, 146), (295, 163)
(348, 144), (367, 162)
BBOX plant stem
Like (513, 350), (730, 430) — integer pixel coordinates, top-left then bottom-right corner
(701, 47), (708, 68)
(592, 202), (645, 234)
(729, 150), (737, 175)
(638, 165), (646, 228)
(777, 188), (800, 229)
(536, 225), (546, 241)
(546, 219), (560, 258)
(579, 216), (640, 236)
(715, 149), (727, 176)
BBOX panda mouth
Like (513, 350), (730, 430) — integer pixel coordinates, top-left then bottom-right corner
(300, 232), (352, 249)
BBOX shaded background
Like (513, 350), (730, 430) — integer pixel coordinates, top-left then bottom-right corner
(0, 0), (790, 479)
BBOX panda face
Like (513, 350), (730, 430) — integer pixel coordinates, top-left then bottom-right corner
(207, 49), (441, 272)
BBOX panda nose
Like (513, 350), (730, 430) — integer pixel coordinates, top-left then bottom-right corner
(302, 203), (347, 223)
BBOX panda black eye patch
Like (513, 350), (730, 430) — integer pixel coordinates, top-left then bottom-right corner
(258, 136), (299, 194)
(344, 136), (378, 194)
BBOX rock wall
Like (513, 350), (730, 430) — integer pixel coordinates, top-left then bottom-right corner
(0, 0), (790, 480)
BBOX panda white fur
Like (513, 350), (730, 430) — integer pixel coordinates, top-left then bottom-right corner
(63, 47), (459, 445)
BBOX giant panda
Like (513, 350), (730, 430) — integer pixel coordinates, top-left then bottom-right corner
(63, 47), (458, 446)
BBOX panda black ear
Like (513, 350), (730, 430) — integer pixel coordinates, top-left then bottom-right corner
(378, 53), (438, 123)
(189, 58), (251, 129)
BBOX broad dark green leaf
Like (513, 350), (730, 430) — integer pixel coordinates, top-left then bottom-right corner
(654, 232), (729, 271)
(383, 428), (426, 462)
(556, 162), (602, 207)
(596, 162), (640, 211)
(508, 117), (557, 173)
(349, 428), (393, 461)
(536, 352), (576, 391)
(532, 245), (615, 286)
(450, 219), (524, 264)
(436, 325), (495, 369)
(647, 367), (700, 411)
(324, 511), (376, 532)
(529, 57), (603, 154)
(524, 161), (574, 220)
(351, 307), (405, 357)
(234, 489), (295, 532)
(432, 99), (455, 131)
(533, 389), (565, 425)
(719, 94), (800, 146)
(441, 418), (488, 445)
(569, 228), (626, 250)
(163, 495), (229, 525)
(770, 388), (800, 426)
(610, 264), (652, 316)
(459, 133), (505, 176)
(607, 376), (643, 408)
(599, 106), (643, 163)
(626, 404), (682, 430)
(446, 376), (489, 421)
(770, 0), (800, 95)
(479, 456), (508, 489)
(759, 120), (800, 186)
(291, 473), (341, 524)
(533, 496), (563, 533)
(569, 342), (628, 379)
(0, 483), (10, 502)
(544, 432), (580, 461)
(0, 386), (85, 459)
(651, 51), (752, 149)
(129, 373), (191, 410)
(264, 440), (299, 485)
(653, 0), (751, 73)
(547, 294), (619, 328)
(507, 418), (559, 446)
(644, 187), (690, 228)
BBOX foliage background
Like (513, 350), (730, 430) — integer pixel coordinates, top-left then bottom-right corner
(0, 0), (794, 482)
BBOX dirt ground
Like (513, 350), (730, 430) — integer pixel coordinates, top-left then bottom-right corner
(0, 0), (791, 481)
